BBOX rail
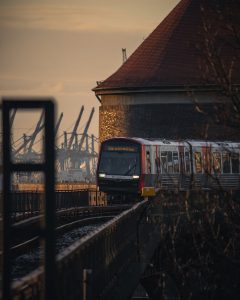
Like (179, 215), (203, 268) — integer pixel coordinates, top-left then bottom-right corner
(10, 204), (131, 250)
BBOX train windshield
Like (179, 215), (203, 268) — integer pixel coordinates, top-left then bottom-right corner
(98, 142), (140, 176)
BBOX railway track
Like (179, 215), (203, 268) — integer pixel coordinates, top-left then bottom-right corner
(12, 222), (105, 280)
(5, 204), (131, 280)
(7, 204), (131, 257)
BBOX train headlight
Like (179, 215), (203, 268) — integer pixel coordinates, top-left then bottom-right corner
(132, 175), (139, 179)
(99, 173), (106, 178)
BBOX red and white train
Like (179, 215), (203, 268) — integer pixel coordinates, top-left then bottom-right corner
(97, 137), (240, 197)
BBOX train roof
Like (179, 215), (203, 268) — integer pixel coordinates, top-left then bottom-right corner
(104, 137), (188, 146)
(103, 137), (240, 149)
(132, 138), (189, 147)
(188, 140), (240, 149)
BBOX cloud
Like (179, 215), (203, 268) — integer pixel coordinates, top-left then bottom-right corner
(0, 4), (155, 33)
(0, 76), (94, 98)
(48, 82), (65, 93)
(0, 5), (91, 31)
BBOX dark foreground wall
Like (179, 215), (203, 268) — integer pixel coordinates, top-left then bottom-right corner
(99, 103), (240, 142)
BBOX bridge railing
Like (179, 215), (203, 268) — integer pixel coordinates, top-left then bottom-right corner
(4, 189), (107, 221)
(12, 198), (160, 300)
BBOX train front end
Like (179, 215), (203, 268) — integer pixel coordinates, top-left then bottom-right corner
(97, 138), (142, 195)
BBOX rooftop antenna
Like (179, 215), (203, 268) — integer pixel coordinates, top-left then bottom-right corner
(122, 48), (127, 63)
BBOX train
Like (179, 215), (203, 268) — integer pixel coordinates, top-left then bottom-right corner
(97, 137), (240, 197)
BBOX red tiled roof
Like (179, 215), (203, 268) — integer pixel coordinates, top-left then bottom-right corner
(94, 0), (240, 92)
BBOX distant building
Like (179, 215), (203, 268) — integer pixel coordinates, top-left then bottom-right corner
(93, 0), (240, 142)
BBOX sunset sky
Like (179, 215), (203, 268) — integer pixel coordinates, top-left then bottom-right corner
(0, 0), (180, 142)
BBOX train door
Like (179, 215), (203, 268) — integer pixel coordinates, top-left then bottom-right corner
(202, 145), (211, 188)
(193, 147), (203, 174)
(191, 145), (203, 188)
(155, 145), (161, 188)
(179, 146), (185, 174)
(179, 145), (185, 190)
(141, 145), (156, 197)
(145, 146), (152, 175)
(202, 145), (211, 174)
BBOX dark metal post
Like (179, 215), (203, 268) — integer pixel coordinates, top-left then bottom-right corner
(83, 269), (92, 300)
(2, 101), (12, 300)
(1, 99), (56, 300)
(96, 188), (98, 206)
(44, 100), (56, 300)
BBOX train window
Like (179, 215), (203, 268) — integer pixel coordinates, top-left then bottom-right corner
(167, 152), (173, 173)
(212, 152), (221, 174)
(146, 151), (151, 174)
(173, 151), (179, 173)
(185, 151), (190, 173)
(155, 157), (160, 174)
(161, 151), (167, 173)
(203, 148), (211, 173)
(98, 149), (140, 176)
(194, 152), (202, 173)
(222, 152), (231, 173)
(231, 153), (239, 173)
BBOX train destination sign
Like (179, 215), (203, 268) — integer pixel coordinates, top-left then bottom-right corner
(105, 146), (138, 152)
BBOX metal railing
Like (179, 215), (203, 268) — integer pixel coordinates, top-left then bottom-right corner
(0, 189), (107, 222)
(11, 199), (161, 300)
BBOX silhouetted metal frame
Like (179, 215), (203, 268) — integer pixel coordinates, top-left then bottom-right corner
(2, 99), (56, 300)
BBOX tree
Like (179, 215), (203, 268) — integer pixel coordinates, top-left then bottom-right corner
(197, 0), (240, 129)
(141, 3), (240, 299)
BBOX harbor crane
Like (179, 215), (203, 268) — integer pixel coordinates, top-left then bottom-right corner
(56, 107), (98, 182)
(11, 107), (98, 184)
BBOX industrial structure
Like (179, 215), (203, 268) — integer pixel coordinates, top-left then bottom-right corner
(93, 0), (240, 142)
(7, 106), (98, 183)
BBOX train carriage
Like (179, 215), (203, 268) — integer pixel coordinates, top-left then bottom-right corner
(97, 137), (240, 197)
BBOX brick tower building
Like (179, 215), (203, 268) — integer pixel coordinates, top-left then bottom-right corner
(93, 0), (240, 142)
